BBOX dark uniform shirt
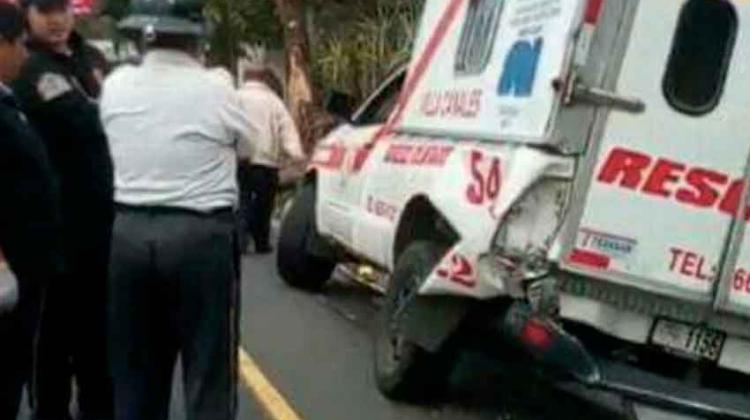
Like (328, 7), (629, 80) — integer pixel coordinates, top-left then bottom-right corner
(0, 88), (62, 282)
(12, 32), (114, 224)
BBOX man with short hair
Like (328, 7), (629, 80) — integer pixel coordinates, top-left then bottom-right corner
(237, 64), (305, 254)
(0, 2), (63, 418)
(102, 1), (257, 418)
(12, 0), (115, 417)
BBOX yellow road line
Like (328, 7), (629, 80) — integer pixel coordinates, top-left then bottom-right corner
(238, 347), (303, 420)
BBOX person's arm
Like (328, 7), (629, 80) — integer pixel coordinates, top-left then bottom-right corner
(273, 98), (306, 163)
(225, 88), (262, 161)
(0, 118), (63, 284)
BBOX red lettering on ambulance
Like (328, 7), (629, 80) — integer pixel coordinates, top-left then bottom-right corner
(384, 143), (454, 167)
(597, 148), (652, 189)
(675, 169), (728, 208)
(466, 150), (501, 206)
(718, 180), (746, 218)
(669, 247), (683, 271)
(642, 159), (685, 198)
(436, 253), (476, 288)
(667, 247), (715, 283)
(597, 147), (750, 221)
(467, 151), (485, 205)
(681, 251), (698, 277)
(734, 269), (746, 292)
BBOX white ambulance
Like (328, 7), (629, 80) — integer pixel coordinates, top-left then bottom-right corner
(277, 0), (750, 417)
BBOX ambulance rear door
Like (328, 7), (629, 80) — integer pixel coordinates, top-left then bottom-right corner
(561, 0), (750, 307)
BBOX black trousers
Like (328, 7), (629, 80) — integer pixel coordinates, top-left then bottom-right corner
(108, 206), (239, 420)
(33, 213), (114, 420)
(0, 272), (44, 419)
(239, 164), (279, 251)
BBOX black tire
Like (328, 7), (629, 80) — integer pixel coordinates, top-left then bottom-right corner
(374, 241), (455, 402)
(276, 183), (336, 291)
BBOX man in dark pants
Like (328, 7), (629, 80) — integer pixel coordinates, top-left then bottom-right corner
(12, 0), (115, 418)
(101, 1), (256, 418)
(0, 3), (63, 418)
(236, 64), (306, 254)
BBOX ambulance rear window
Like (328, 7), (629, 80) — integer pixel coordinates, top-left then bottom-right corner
(663, 0), (737, 116)
(455, 0), (505, 75)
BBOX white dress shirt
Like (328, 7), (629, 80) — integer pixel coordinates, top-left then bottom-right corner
(100, 50), (258, 211)
(237, 80), (305, 168)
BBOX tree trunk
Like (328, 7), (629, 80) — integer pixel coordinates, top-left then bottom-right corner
(271, 0), (317, 153)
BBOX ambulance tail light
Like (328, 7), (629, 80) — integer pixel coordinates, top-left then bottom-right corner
(488, 178), (571, 293)
(521, 318), (554, 350)
(500, 302), (600, 383)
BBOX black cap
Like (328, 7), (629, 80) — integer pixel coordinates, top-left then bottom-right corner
(117, 0), (205, 37)
(21, 0), (70, 12)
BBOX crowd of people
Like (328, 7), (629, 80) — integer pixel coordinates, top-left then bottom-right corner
(0, 0), (305, 418)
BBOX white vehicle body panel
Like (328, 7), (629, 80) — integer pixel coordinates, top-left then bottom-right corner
(560, 0), (750, 317)
(398, 0), (583, 143)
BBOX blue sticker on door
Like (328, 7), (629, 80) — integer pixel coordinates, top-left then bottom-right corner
(497, 37), (543, 97)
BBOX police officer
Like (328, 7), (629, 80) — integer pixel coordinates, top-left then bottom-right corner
(0, 2), (63, 418)
(12, 0), (115, 418)
(101, 1), (256, 419)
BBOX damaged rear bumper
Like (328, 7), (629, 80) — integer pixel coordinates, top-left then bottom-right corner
(499, 302), (750, 420)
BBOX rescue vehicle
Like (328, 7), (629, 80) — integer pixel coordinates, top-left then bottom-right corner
(276, 0), (750, 417)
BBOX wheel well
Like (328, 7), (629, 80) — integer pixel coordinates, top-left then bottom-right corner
(393, 197), (459, 264)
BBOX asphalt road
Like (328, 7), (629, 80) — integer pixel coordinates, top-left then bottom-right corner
(10, 246), (612, 420)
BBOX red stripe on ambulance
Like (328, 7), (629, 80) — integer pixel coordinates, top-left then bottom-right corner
(311, 145), (346, 170)
(569, 249), (611, 270)
(363, 0), (466, 167)
(387, 0), (467, 129)
(584, 0), (604, 24)
(597, 147), (750, 220)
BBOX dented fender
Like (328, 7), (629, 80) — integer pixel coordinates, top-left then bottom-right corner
(419, 146), (575, 299)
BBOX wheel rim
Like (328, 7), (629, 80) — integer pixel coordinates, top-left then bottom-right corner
(381, 270), (421, 370)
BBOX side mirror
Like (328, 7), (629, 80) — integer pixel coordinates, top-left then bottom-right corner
(324, 90), (356, 122)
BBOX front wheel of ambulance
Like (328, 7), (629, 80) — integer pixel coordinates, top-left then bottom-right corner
(374, 241), (453, 402)
(277, 183), (336, 291)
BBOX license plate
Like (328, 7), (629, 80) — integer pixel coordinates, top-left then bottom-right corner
(650, 319), (725, 361)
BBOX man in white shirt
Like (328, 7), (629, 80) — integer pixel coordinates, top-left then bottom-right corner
(100, 2), (257, 419)
(237, 65), (305, 254)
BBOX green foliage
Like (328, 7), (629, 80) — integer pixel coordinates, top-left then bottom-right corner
(204, 0), (283, 67)
(101, 0), (130, 20)
(101, 0), (282, 67)
(311, 0), (423, 102)
(99, 0), (422, 103)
